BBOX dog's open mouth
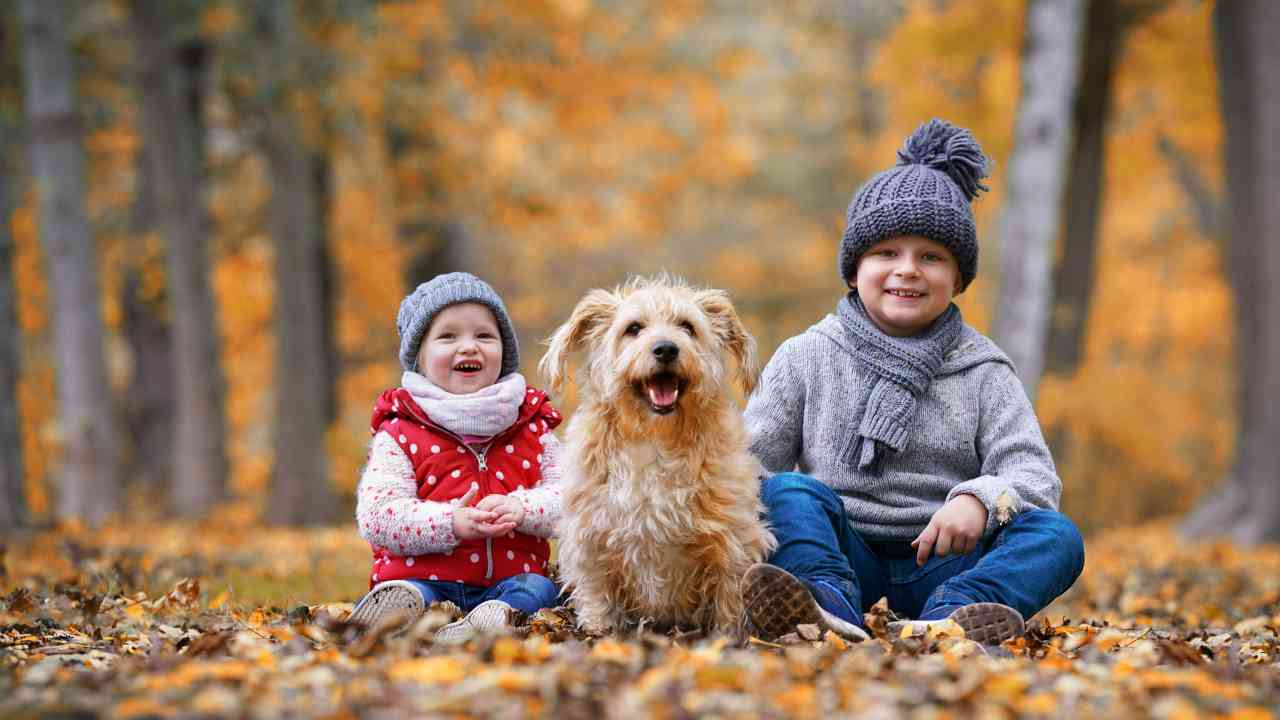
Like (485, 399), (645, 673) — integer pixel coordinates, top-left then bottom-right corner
(638, 373), (685, 415)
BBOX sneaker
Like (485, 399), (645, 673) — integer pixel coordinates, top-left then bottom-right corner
(742, 563), (869, 642)
(887, 602), (1025, 645)
(433, 599), (515, 645)
(349, 580), (426, 632)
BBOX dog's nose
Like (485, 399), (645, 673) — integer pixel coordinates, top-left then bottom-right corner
(652, 341), (679, 364)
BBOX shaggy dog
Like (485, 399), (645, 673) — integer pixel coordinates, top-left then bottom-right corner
(541, 275), (775, 635)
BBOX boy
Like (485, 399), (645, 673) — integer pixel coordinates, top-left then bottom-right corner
(742, 120), (1084, 644)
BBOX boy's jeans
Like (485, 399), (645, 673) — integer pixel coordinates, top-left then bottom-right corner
(402, 573), (558, 615)
(762, 472), (1085, 628)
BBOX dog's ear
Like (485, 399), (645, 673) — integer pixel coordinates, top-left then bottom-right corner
(540, 288), (622, 394)
(695, 289), (759, 396)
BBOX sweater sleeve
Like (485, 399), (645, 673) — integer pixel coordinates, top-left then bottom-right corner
(946, 363), (1062, 536)
(356, 431), (459, 555)
(510, 432), (564, 538)
(745, 338), (805, 474)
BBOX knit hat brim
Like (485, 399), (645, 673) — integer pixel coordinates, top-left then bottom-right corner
(839, 198), (978, 290)
(397, 273), (521, 377)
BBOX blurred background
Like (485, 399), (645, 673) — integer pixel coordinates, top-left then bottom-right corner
(1, 0), (1276, 543)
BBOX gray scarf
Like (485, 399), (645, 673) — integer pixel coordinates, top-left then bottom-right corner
(836, 293), (962, 473)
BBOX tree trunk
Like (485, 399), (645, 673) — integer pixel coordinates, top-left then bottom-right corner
(19, 0), (122, 525)
(256, 1), (335, 525)
(992, 0), (1086, 403)
(1043, 0), (1121, 376)
(264, 114), (335, 525)
(1184, 0), (1280, 544)
(401, 221), (474, 292)
(128, 0), (228, 516)
(0, 110), (27, 532)
(119, 270), (174, 491)
(1045, 0), (1175, 377)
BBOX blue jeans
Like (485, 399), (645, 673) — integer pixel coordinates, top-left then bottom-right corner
(761, 472), (1085, 628)
(401, 573), (559, 615)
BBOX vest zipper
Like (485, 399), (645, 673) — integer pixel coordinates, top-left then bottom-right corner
(422, 420), (500, 579)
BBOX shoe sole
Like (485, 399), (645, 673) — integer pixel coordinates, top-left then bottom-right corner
(433, 618), (475, 645)
(350, 582), (425, 632)
(742, 564), (823, 640)
(433, 600), (515, 645)
(949, 603), (1025, 645)
(466, 600), (514, 633)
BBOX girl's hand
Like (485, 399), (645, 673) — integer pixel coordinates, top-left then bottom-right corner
(911, 494), (988, 566)
(451, 486), (517, 540)
(476, 494), (524, 528)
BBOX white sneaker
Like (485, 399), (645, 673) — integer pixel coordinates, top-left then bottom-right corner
(434, 600), (515, 645)
(887, 602), (1025, 645)
(349, 580), (425, 633)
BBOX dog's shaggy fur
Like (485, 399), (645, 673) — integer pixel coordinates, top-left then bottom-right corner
(541, 275), (775, 635)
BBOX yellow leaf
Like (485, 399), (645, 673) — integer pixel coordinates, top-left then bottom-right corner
(995, 491), (1016, 525)
(1018, 693), (1059, 715)
(983, 674), (1029, 702)
(591, 639), (638, 664)
(208, 591), (229, 611)
(926, 618), (966, 642)
(387, 657), (471, 685)
(771, 684), (815, 716)
(112, 698), (176, 718)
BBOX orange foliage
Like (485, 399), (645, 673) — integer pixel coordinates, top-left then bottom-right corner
(4, 0), (1233, 534)
(1040, 1), (1228, 531)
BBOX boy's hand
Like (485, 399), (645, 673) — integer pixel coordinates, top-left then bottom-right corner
(451, 486), (517, 540)
(476, 494), (524, 528)
(911, 494), (988, 566)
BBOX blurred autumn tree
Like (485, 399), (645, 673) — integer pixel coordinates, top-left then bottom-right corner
(0, 7), (26, 532)
(19, 0), (122, 525)
(1183, 0), (1280, 544)
(127, 0), (228, 517)
(993, 0), (1084, 403)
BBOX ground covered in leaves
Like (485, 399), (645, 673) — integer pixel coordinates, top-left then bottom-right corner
(2, 519), (1278, 718)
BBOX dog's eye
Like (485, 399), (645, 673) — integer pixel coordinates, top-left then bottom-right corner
(679, 320), (695, 336)
(624, 322), (644, 336)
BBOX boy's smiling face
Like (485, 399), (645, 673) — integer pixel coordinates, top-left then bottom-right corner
(417, 302), (503, 394)
(851, 235), (962, 337)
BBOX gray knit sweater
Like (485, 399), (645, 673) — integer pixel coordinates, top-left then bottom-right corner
(745, 315), (1060, 540)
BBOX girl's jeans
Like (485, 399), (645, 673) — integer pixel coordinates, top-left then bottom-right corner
(762, 472), (1085, 628)
(401, 573), (558, 615)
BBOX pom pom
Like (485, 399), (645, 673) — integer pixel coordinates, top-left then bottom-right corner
(896, 119), (991, 201)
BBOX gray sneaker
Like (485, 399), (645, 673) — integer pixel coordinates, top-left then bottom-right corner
(742, 563), (870, 642)
(887, 602), (1025, 645)
(349, 580), (426, 633)
(434, 599), (515, 645)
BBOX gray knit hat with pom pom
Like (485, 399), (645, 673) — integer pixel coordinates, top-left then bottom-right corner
(839, 119), (991, 290)
(397, 272), (520, 377)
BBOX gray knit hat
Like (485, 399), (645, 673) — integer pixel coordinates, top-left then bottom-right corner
(839, 119), (991, 290)
(397, 272), (520, 376)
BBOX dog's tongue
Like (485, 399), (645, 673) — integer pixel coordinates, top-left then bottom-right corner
(647, 377), (680, 408)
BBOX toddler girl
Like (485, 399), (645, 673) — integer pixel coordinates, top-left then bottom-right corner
(351, 272), (564, 642)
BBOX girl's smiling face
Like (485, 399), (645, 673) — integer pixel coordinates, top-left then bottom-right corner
(417, 302), (503, 394)
(852, 235), (962, 337)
